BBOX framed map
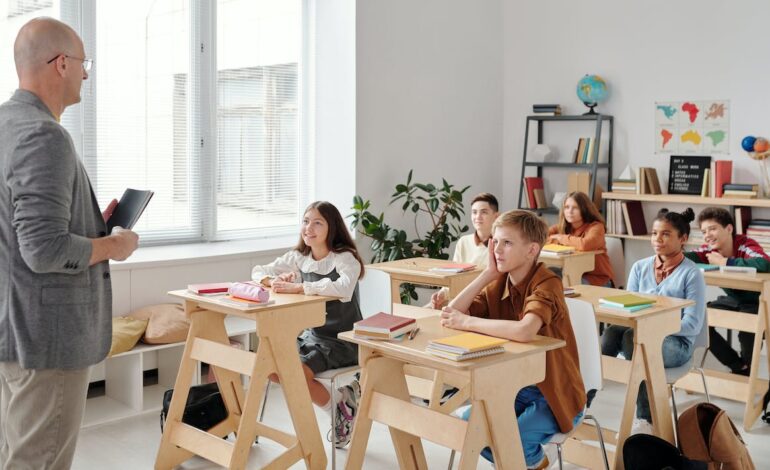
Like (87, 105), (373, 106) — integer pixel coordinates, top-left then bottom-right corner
(655, 100), (729, 154)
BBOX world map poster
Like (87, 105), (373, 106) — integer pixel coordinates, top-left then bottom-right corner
(654, 100), (729, 154)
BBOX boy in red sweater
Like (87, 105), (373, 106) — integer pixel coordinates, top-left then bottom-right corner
(684, 207), (770, 375)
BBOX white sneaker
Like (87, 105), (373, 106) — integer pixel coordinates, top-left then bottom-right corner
(630, 418), (654, 435)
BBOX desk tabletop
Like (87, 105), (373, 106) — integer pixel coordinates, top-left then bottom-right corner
(703, 271), (770, 292)
(339, 315), (564, 371)
(539, 250), (602, 259)
(168, 290), (331, 318)
(366, 257), (483, 279)
(572, 285), (693, 322)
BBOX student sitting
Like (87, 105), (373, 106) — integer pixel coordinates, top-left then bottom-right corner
(547, 191), (615, 286)
(429, 192), (499, 309)
(440, 210), (586, 469)
(601, 208), (706, 435)
(252, 201), (364, 448)
(684, 207), (770, 376)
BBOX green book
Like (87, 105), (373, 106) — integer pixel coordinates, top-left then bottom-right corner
(695, 263), (719, 272)
(598, 294), (655, 308)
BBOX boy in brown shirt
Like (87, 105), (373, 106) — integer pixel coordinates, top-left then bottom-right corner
(442, 210), (586, 469)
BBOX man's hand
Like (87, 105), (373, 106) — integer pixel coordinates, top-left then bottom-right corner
(271, 280), (304, 294)
(429, 290), (447, 309)
(706, 252), (728, 266)
(109, 227), (138, 261)
(102, 198), (118, 223)
(440, 306), (471, 330)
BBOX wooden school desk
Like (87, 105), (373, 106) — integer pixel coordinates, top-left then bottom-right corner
(564, 285), (692, 470)
(155, 291), (330, 470)
(367, 258), (482, 304)
(339, 315), (565, 470)
(539, 250), (601, 287)
(674, 271), (770, 430)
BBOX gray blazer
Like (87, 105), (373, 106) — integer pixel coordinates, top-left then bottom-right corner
(0, 90), (112, 370)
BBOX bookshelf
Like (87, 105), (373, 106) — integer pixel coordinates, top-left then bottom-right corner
(518, 114), (613, 214)
(603, 192), (770, 209)
(603, 192), (770, 251)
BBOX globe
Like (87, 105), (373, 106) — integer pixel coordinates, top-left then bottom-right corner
(576, 74), (608, 115)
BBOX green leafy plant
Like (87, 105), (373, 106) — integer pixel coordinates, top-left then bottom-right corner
(350, 170), (470, 303)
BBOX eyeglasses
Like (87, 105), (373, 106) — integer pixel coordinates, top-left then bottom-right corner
(46, 54), (93, 72)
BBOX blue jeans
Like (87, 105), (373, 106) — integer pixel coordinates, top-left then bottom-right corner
(457, 385), (583, 467)
(600, 326), (692, 422)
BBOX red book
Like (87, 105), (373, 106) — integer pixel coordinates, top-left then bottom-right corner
(188, 282), (232, 295)
(354, 312), (416, 335)
(714, 160), (733, 198)
(524, 177), (544, 208)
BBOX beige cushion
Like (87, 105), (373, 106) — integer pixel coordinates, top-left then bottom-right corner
(127, 303), (190, 344)
(109, 317), (148, 356)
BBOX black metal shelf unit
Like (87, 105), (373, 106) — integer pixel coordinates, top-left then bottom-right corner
(517, 114), (614, 214)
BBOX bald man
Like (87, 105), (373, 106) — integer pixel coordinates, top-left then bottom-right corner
(0, 17), (138, 469)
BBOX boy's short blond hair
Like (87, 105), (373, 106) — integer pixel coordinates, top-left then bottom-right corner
(492, 210), (548, 247)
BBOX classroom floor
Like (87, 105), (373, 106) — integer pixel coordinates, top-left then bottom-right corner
(73, 355), (770, 469)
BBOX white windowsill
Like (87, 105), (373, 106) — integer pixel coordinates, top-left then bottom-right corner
(108, 236), (296, 271)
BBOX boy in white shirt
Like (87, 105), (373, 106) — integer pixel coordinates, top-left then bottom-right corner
(429, 192), (499, 309)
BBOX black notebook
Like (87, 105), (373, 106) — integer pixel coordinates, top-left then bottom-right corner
(106, 188), (154, 232)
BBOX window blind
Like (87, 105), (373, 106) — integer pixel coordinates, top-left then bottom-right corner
(1, 0), (312, 245)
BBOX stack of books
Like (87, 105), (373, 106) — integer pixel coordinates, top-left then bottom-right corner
(637, 167), (662, 195)
(746, 219), (770, 245)
(611, 178), (637, 193)
(523, 176), (548, 209)
(429, 263), (476, 273)
(532, 104), (562, 116)
(598, 294), (655, 312)
(723, 183), (759, 199)
(541, 244), (575, 256)
(426, 332), (507, 361)
(353, 312), (416, 340)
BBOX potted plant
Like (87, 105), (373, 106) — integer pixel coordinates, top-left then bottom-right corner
(349, 170), (470, 303)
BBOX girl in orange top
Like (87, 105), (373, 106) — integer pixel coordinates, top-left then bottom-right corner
(548, 191), (614, 287)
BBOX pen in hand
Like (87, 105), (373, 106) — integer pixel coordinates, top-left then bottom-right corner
(408, 327), (420, 340)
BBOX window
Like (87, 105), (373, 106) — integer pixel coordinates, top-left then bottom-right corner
(1, 0), (312, 245)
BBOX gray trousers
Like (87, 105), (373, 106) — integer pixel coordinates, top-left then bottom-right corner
(0, 362), (90, 470)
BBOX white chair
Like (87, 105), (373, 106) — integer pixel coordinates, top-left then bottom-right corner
(257, 268), (391, 469)
(605, 236), (625, 288)
(544, 298), (610, 470)
(668, 311), (710, 444)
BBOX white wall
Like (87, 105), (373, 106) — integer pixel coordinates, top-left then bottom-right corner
(503, 0), (770, 269)
(355, 0), (504, 259)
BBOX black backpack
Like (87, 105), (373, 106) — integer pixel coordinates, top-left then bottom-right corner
(623, 434), (707, 470)
(160, 383), (229, 433)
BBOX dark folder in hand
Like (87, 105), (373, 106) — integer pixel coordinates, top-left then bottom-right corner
(106, 188), (154, 233)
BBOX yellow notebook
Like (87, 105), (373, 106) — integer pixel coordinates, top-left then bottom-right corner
(428, 332), (507, 354)
(542, 243), (575, 253)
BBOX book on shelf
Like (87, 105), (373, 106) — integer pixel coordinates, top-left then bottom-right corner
(354, 312), (416, 340)
(735, 206), (752, 235)
(621, 201), (647, 236)
(723, 190), (757, 199)
(524, 177), (544, 208)
(188, 282), (232, 295)
(599, 293), (655, 308)
(724, 183), (759, 192)
(541, 244), (576, 254)
(637, 167), (662, 195)
(533, 188), (548, 209)
(701, 168), (710, 197)
(714, 160), (733, 198)
(428, 263), (476, 273)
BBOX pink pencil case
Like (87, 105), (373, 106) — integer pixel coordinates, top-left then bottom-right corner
(228, 282), (270, 303)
